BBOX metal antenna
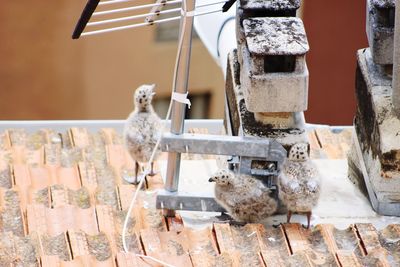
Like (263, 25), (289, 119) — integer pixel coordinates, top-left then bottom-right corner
(164, 0), (195, 193)
(72, 0), (225, 38)
(71, 0), (226, 193)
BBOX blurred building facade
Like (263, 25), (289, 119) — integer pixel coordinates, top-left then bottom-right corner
(0, 0), (367, 124)
(0, 0), (225, 120)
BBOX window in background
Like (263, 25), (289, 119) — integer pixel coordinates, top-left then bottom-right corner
(155, 3), (199, 42)
(153, 92), (211, 119)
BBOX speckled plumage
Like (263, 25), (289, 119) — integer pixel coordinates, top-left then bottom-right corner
(209, 169), (277, 223)
(278, 143), (320, 227)
(123, 84), (162, 183)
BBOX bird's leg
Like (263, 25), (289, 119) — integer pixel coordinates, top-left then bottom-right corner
(287, 210), (292, 223)
(304, 211), (312, 229)
(134, 161), (140, 185)
(149, 162), (157, 176)
(144, 175), (149, 190)
(215, 211), (233, 222)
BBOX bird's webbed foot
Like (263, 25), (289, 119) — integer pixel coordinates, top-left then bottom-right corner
(302, 211), (312, 229)
(148, 162), (157, 176)
(215, 211), (234, 222)
(229, 220), (247, 227)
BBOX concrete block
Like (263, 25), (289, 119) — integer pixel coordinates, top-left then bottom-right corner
(236, 0), (301, 51)
(239, 0), (301, 12)
(243, 17), (309, 56)
(225, 49), (308, 151)
(354, 48), (400, 215)
(239, 17), (309, 112)
(366, 0), (395, 65)
(225, 49), (243, 136)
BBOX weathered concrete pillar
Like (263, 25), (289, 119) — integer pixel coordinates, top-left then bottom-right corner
(392, 0), (400, 114)
(351, 0), (400, 216)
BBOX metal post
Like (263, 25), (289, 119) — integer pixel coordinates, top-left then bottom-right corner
(165, 0), (195, 192)
(392, 0), (400, 114)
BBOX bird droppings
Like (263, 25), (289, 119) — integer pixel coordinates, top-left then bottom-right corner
(240, 0), (301, 10)
(355, 50), (400, 175)
(240, 99), (304, 140)
(370, 0), (395, 8)
(243, 17), (309, 56)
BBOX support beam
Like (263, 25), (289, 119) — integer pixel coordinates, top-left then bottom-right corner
(165, 0), (196, 193)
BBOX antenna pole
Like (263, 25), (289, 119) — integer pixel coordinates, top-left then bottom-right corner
(165, 0), (195, 192)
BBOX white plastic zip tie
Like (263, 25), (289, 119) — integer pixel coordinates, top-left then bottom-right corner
(181, 9), (196, 17)
(172, 92), (191, 109)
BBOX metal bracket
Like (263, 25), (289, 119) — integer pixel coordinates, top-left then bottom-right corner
(156, 190), (226, 212)
(157, 132), (286, 212)
(161, 133), (286, 160)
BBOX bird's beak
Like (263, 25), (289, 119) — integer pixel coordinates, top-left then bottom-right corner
(208, 177), (214, 182)
(151, 84), (156, 96)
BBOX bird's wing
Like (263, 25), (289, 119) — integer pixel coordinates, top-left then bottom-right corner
(280, 161), (301, 181)
(306, 176), (321, 193)
(218, 190), (238, 207)
(278, 164), (301, 194)
(283, 180), (301, 194)
(125, 130), (144, 144)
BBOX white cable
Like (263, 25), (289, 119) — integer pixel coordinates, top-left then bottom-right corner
(122, 1), (189, 266)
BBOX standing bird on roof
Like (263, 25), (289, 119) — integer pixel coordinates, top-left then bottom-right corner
(278, 143), (321, 228)
(124, 84), (162, 188)
(209, 169), (277, 223)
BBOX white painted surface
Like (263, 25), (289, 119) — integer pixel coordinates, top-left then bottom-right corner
(194, 0), (236, 68)
(159, 159), (400, 230)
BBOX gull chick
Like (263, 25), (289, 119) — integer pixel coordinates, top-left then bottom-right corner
(124, 84), (162, 187)
(278, 143), (321, 228)
(209, 169), (277, 223)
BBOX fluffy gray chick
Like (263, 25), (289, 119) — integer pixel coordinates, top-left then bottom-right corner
(278, 143), (321, 228)
(124, 84), (162, 186)
(209, 169), (277, 223)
